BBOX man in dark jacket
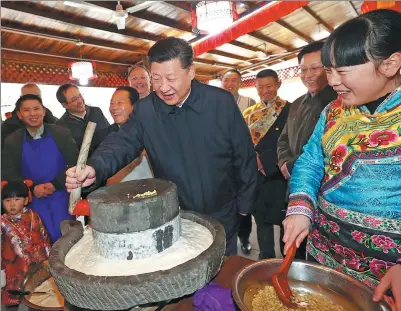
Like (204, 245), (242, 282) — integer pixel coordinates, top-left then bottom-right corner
(2, 94), (78, 242)
(1, 83), (58, 148)
(104, 86), (153, 184)
(65, 37), (258, 256)
(277, 41), (338, 259)
(56, 84), (109, 154)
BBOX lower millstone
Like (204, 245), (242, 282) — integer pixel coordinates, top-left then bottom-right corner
(93, 215), (181, 260)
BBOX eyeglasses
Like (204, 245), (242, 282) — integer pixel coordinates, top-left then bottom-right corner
(67, 93), (83, 105)
(298, 65), (324, 75)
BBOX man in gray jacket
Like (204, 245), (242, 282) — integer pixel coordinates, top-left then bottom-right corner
(277, 42), (337, 258)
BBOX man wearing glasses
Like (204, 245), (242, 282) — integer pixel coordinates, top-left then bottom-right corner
(277, 41), (337, 259)
(56, 84), (109, 154)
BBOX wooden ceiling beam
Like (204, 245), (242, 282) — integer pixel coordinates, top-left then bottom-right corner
(303, 6), (334, 33)
(2, 3), (248, 64)
(1, 21), (235, 69)
(165, 1), (191, 13)
(348, 1), (360, 17)
(1, 2), (162, 42)
(207, 50), (250, 62)
(194, 58), (237, 69)
(275, 20), (313, 43)
(229, 40), (269, 54)
(1, 20), (148, 55)
(1, 47), (134, 66)
(87, 0), (266, 56)
(85, 1), (193, 34)
(248, 32), (292, 51)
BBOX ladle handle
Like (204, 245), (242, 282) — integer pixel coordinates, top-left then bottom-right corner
(277, 242), (297, 276)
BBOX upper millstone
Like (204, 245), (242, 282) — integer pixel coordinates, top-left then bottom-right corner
(88, 179), (181, 260)
(88, 179), (179, 234)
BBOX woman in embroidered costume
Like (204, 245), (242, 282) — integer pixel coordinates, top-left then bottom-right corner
(1, 181), (51, 306)
(282, 9), (401, 310)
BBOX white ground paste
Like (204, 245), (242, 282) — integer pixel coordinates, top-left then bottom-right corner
(27, 278), (64, 308)
(65, 219), (213, 276)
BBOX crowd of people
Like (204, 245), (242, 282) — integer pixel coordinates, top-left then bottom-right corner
(1, 8), (401, 311)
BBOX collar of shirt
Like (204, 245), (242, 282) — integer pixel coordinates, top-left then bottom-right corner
(70, 110), (86, 119)
(157, 80), (203, 119)
(27, 125), (44, 140)
(262, 96), (278, 107)
(176, 88), (191, 108)
(67, 105), (88, 120)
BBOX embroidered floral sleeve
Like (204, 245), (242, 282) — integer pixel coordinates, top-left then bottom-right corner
(287, 108), (327, 219)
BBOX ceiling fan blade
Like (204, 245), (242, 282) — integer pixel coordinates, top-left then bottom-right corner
(125, 1), (154, 13)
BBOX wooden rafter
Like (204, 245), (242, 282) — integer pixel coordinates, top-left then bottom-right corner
(1, 21), (147, 55)
(2, 22), (235, 70)
(348, 1), (360, 17)
(275, 20), (313, 43)
(303, 6), (334, 33)
(1, 47), (134, 66)
(208, 50), (250, 62)
(1, 3), (244, 68)
(248, 32), (292, 51)
(83, 1), (247, 61)
(1, 2), (162, 42)
(165, 1), (191, 13)
(85, 1), (193, 33)
(194, 58), (237, 69)
(164, 1), (269, 54)
(229, 40), (268, 54)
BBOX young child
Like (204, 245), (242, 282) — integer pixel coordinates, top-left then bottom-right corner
(1, 181), (51, 306)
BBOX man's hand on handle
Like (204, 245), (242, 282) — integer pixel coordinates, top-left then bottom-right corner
(65, 165), (96, 192)
(282, 214), (310, 255)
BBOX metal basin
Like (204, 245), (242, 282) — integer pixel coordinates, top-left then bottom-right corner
(232, 259), (390, 311)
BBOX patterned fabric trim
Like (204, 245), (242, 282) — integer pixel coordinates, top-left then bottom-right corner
(318, 197), (401, 234)
(376, 85), (401, 113)
(287, 192), (315, 219)
(321, 146), (401, 195)
(307, 240), (379, 289)
(320, 87), (401, 189)
(286, 206), (313, 219)
(243, 97), (287, 145)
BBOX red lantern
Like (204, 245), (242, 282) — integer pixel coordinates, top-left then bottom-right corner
(191, 1), (238, 35)
(361, 1), (401, 13)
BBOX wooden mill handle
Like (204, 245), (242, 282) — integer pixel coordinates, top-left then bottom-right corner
(68, 121), (97, 214)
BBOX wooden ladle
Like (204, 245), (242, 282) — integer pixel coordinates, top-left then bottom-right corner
(272, 241), (297, 308)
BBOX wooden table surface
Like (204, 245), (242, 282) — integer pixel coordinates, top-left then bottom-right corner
(64, 256), (254, 311)
(161, 255), (254, 311)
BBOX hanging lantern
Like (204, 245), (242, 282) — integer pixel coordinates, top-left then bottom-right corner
(69, 61), (97, 85)
(361, 1), (401, 13)
(193, 1), (237, 35)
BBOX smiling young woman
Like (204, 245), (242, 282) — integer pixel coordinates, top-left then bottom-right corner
(282, 8), (401, 310)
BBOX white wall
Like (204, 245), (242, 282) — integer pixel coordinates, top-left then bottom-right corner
(209, 77), (307, 104)
(1, 78), (308, 121)
(1, 83), (116, 123)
